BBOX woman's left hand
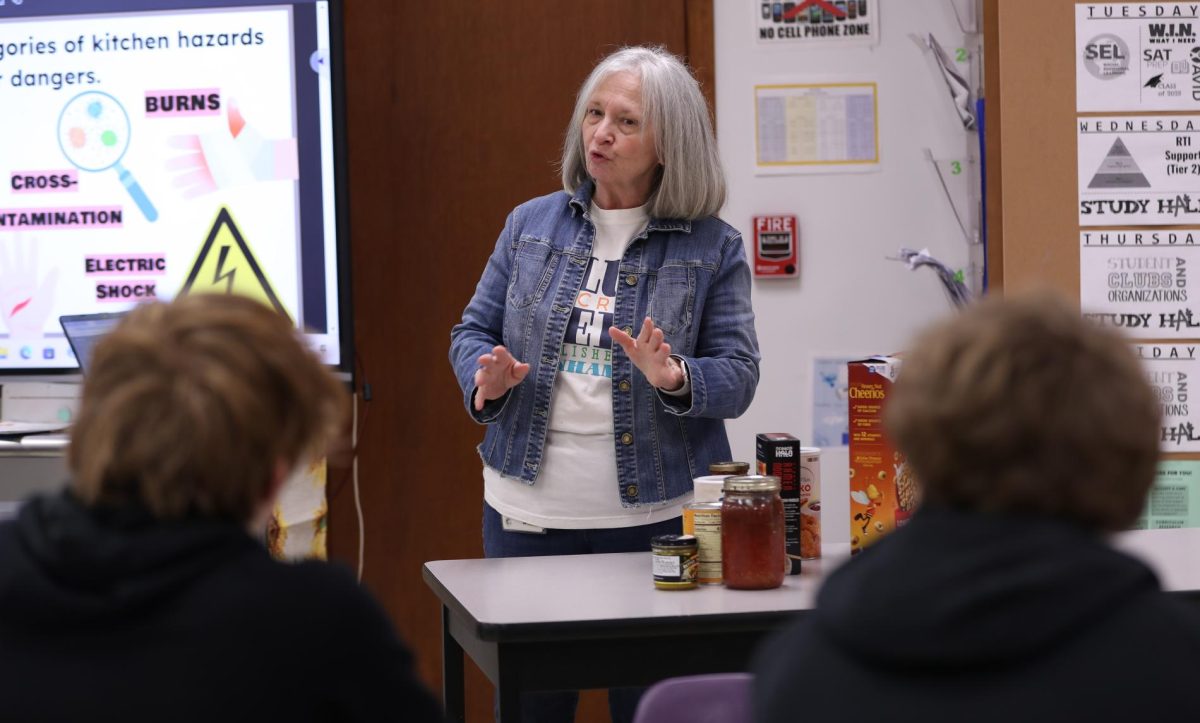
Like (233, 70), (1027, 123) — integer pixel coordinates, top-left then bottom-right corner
(610, 317), (685, 392)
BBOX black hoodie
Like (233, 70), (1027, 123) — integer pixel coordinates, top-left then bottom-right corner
(0, 490), (443, 722)
(752, 506), (1200, 723)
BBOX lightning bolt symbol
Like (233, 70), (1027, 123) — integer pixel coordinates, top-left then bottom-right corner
(213, 245), (236, 293)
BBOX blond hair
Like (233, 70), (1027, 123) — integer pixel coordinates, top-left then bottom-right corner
(68, 294), (347, 521)
(886, 291), (1160, 531)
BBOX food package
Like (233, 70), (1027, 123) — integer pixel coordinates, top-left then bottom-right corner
(848, 357), (919, 554)
(757, 432), (802, 574)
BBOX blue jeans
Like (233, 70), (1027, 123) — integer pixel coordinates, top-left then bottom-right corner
(482, 502), (683, 723)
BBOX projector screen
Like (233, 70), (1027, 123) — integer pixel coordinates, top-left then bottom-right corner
(0, 0), (351, 375)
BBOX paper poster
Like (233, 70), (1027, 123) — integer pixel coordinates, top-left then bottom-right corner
(755, 83), (879, 175)
(1076, 3), (1200, 112)
(1078, 115), (1200, 225)
(755, 0), (879, 46)
(811, 356), (854, 448)
(1134, 344), (1200, 451)
(1134, 459), (1200, 528)
(1080, 229), (1200, 337)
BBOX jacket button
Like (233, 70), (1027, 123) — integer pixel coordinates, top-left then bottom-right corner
(621, 432), (633, 445)
(622, 326), (633, 336)
(619, 380), (631, 392)
(625, 274), (637, 286)
(626, 485), (638, 496)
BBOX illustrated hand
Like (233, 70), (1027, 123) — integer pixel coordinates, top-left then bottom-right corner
(609, 318), (685, 392)
(166, 99), (299, 198)
(474, 345), (530, 411)
(0, 233), (59, 339)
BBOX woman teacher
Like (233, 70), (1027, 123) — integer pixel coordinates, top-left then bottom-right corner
(450, 45), (760, 723)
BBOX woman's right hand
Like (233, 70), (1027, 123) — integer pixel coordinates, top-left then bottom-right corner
(474, 345), (530, 411)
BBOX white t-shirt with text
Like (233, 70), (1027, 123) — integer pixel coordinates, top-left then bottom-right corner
(484, 202), (688, 529)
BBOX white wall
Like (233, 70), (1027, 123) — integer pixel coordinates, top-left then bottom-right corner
(715, 1), (980, 543)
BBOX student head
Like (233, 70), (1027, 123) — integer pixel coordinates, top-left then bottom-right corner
(68, 293), (347, 524)
(886, 291), (1160, 532)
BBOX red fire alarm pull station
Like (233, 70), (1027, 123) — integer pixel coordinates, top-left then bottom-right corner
(753, 215), (798, 278)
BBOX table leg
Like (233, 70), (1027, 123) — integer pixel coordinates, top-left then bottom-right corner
(441, 605), (465, 723)
(497, 655), (523, 723)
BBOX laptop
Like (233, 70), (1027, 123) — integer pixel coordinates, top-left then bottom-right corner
(59, 312), (126, 374)
(0, 314), (120, 443)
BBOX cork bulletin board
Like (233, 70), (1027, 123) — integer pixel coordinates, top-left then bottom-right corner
(985, 0), (1200, 479)
(985, 0), (1081, 295)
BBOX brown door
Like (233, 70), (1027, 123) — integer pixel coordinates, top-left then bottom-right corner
(333, 3), (714, 721)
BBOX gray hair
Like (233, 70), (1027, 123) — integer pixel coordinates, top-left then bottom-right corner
(561, 46), (726, 221)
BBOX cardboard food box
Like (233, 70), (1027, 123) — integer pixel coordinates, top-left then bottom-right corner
(848, 357), (918, 554)
(756, 432), (802, 574)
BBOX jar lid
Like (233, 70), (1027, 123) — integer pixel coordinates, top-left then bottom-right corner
(692, 475), (728, 503)
(651, 534), (697, 548)
(709, 460), (751, 475)
(724, 475), (781, 493)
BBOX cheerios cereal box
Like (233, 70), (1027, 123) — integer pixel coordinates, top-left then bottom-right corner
(848, 357), (918, 555)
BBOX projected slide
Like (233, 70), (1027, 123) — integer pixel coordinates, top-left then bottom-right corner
(0, 1), (343, 369)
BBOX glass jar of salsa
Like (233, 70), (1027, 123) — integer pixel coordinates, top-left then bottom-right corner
(721, 475), (786, 590)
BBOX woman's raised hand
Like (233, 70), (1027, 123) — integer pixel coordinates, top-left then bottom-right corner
(474, 345), (531, 411)
(609, 318), (685, 392)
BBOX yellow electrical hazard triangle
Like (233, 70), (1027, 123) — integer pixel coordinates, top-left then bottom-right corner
(180, 207), (289, 317)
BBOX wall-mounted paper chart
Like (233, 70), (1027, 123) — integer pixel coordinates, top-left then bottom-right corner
(754, 82), (879, 175)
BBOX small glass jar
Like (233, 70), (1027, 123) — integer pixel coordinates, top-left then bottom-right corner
(721, 475), (786, 590)
(651, 534), (699, 590)
(709, 461), (751, 476)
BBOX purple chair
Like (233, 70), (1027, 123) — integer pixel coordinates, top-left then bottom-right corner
(631, 672), (754, 723)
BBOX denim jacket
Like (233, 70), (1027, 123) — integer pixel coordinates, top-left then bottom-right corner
(449, 183), (760, 507)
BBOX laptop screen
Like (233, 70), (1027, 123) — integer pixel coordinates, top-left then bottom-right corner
(59, 313), (126, 374)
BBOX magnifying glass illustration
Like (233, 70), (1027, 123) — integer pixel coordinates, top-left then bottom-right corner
(57, 91), (158, 222)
